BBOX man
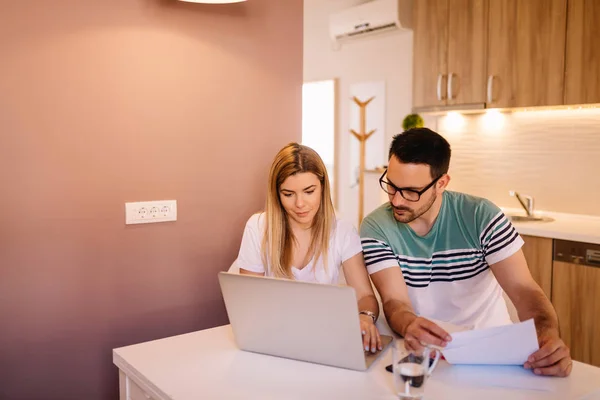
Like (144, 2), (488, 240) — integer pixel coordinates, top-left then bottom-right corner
(360, 128), (572, 377)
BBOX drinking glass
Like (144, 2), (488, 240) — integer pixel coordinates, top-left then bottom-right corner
(391, 339), (441, 399)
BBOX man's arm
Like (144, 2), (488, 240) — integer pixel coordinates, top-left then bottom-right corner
(491, 249), (557, 334)
(370, 267), (451, 350)
(491, 249), (572, 377)
(360, 216), (450, 351)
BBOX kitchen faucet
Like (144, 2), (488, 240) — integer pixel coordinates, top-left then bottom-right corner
(509, 191), (534, 217)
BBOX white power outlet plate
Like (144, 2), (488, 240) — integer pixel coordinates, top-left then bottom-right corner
(125, 200), (177, 225)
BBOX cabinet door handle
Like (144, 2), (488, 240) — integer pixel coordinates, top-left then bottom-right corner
(487, 75), (495, 103)
(447, 73), (455, 100)
(436, 74), (446, 101)
(570, 255), (584, 264)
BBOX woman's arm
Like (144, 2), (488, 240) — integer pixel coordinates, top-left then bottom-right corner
(236, 214), (268, 275)
(342, 252), (382, 352)
(239, 269), (265, 277)
(342, 252), (379, 317)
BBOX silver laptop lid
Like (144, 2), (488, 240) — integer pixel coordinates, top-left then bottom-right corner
(218, 271), (371, 371)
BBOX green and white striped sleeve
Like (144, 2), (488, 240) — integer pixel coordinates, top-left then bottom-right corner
(359, 216), (399, 275)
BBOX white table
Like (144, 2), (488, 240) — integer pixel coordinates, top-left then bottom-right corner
(113, 325), (600, 400)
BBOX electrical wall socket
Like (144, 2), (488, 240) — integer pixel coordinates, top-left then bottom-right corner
(125, 200), (177, 225)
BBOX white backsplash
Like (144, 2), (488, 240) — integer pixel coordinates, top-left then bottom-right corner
(433, 108), (600, 217)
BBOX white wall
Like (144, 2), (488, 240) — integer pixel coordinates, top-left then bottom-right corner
(304, 0), (413, 226)
(436, 109), (600, 217)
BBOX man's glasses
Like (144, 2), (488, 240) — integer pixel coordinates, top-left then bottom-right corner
(378, 170), (442, 202)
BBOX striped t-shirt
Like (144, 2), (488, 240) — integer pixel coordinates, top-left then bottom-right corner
(360, 191), (523, 329)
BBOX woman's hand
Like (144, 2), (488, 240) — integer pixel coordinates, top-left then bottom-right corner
(360, 314), (383, 353)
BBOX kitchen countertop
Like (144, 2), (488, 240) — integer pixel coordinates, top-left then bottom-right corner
(501, 207), (600, 245)
(113, 324), (600, 400)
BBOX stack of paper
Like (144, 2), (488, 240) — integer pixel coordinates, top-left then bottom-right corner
(442, 319), (539, 365)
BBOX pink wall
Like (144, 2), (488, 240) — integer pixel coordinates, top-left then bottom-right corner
(0, 0), (302, 398)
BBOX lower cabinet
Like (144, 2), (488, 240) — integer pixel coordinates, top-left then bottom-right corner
(552, 260), (600, 367)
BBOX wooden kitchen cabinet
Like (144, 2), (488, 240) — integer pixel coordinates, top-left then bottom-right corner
(447, 0), (488, 106)
(565, 0), (600, 105)
(487, 0), (567, 108)
(413, 0), (600, 111)
(521, 235), (553, 299)
(412, 0), (448, 109)
(552, 261), (600, 367)
(412, 0), (487, 110)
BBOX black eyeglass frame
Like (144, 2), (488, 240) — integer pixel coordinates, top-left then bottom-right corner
(378, 169), (443, 202)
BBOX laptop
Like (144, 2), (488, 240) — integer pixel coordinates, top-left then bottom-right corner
(218, 271), (393, 371)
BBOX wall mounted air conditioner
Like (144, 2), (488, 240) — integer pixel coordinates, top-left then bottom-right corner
(329, 0), (412, 44)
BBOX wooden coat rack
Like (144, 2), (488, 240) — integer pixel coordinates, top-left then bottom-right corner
(350, 96), (376, 226)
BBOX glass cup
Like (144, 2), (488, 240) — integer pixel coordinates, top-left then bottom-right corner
(391, 339), (441, 399)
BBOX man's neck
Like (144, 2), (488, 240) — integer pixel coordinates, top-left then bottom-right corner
(407, 193), (444, 237)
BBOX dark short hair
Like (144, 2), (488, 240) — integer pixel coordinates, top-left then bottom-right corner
(388, 128), (451, 179)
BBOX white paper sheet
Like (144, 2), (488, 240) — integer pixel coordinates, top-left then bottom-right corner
(429, 318), (473, 334)
(433, 363), (557, 393)
(442, 319), (539, 365)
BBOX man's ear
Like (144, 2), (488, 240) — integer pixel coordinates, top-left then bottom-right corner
(438, 174), (451, 191)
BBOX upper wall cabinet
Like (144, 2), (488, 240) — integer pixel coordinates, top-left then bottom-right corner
(447, 0), (488, 107)
(565, 0), (600, 105)
(412, 0), (488, 111)
(410, 0), (600, 111)
(412, 0), (449, 110)
(487, 0), (567, 108)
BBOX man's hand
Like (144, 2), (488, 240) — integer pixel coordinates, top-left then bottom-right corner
(404, 316), (452, 352)
(524, 331), (572, 377)
(359, 314), (383, 353)
(491, 250), (570, 377)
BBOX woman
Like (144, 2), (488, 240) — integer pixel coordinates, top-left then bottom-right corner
(236, 143), (382, 353)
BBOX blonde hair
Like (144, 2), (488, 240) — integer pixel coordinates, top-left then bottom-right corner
(262, 143), (336, 279)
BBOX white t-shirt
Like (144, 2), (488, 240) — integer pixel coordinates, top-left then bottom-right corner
(236, 213), (363, 284)
(360, 192), (522, 329)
